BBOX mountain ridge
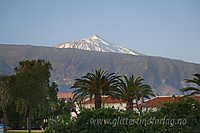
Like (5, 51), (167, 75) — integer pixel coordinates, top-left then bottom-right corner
(1, 44), (200, 96)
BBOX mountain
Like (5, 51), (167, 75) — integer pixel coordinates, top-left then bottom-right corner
(54, 35), (139, 55)
(0, 44), (200, 96)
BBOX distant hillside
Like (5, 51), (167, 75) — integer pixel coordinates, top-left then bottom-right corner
(0, 44), (200, 96)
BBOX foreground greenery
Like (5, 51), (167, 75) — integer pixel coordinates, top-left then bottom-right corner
(72, 69), (121, 109)
(1, 60), (200, 133)
(0, 60), (60, 132)
(9, 60), (52, 133)
(72, 69), (155, 112)
(110, 75), (155, 113)
(45, 97), (199, 133)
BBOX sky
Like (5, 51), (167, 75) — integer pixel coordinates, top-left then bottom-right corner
(0, 0), (200, 64)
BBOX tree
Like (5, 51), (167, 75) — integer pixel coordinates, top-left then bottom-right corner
(0, 75), (10, 132)
(48, 82), (59, 102)
(45, 82), (59, 120)
(135, 84), (155, 114)
(7, 98), (26, 129)
(110, 75), (140, 111)
(9, 59), (52, 133)
(71, 69), (121, 109)
(54, 99), (71, 117)
(180, 73), (200, 96)
(110, 75), (155, 114)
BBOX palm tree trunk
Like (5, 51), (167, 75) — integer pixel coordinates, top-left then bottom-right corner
(139, 95), (144, 115)
(94, 94), (101, 109)
(126, 101), (133, 111)
(135, 97), (142, 115)
(145, 100), (150, 113)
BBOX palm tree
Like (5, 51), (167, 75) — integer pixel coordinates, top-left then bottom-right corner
(180, 73), (200, 96)
(110, 75), (141, 111)
(71, 69), (121, 109)
(136, 85), (155, 114)
(110, 75), (155, 114)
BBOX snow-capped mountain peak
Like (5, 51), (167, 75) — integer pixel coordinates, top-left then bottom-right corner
(90, 35), (100, 40)
(54, 35), (139, 55)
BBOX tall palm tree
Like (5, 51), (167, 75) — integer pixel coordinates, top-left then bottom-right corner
(180, 73), (200, 96)
(110, 75), (141, 111)
(71, 69), (121, 109)
(110, 75), (155, 113)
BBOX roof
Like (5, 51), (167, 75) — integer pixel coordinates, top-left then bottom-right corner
(57, 92), (74, 99)
(84, 97), (121, 104)
(133, 96), (200, 107)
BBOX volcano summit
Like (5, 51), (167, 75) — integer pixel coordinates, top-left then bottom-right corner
(55, 35), (139, 55)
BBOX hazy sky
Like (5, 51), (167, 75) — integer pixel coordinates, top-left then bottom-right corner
(0, 0), (199, 64)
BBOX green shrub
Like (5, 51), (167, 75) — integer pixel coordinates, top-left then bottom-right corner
(141, 97), (200, 133)
(54, 97), (200, 133)
(44, 114), (71, 133)
(159, 97), (200, 132)
(67, 108), (138, 133)
(53, 114), (71, 133)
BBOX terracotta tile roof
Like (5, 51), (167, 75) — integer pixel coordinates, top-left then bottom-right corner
(57, 92), (74, 99)
(133, 96), (200, 107)
(84, 97), (121, 104)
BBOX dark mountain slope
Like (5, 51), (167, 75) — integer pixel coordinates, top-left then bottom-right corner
(0, 44), (200, 95)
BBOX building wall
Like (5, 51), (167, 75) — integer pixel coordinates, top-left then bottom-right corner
(83, 103), (126, 110)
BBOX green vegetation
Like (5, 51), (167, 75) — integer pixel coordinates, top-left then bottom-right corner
(0, 59), (66, 133)
(0, 75), (11, 132)
(8, 60), (52, 133)
(64, 97), (200, 133)
(0, 59), (200, 133)
(66, 108), (137, 133)
(110, 75), (155, 113)
(72, 69), (121, 109)
(181, 73), (200, 96)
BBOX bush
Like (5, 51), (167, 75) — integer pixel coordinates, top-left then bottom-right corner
(44, 114), (71, 133)
(141, 97), (200, 132)
(67, 107), (138, 133)
(54, 97), (200, 133)
(159, 97), (200, 132)
(54, 114), (71, 133)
